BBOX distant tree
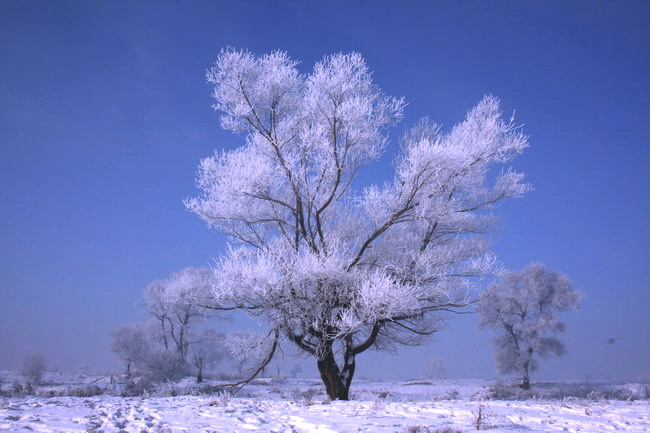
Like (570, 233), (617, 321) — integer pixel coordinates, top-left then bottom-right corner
(289, 364), (303, 379)
(144, 267), (216, 363)
(422, 356), (447, 380)
(109, 267), (228, 383)
(143, 280), (172, 350)
(110, 324), (151, 378)
(478, 263), (580, 389)
(142, 348), (186, 382)
(181, 49), (530, 399)
(20, 352), (47, 386)
(189, 329), (226, 383)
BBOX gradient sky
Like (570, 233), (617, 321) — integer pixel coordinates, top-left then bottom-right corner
(1, 0), (648, 382)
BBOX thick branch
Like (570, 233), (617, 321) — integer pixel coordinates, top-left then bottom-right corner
(352, 322), (381, 355)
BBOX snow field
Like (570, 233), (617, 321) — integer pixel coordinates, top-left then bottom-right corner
(1, 393), (648, 432)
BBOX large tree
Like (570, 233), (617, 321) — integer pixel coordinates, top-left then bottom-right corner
(184, 49), (530, 399)
(478, 263), (580, 389)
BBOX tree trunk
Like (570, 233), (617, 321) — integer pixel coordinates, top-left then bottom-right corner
(316, 343), (356, 400)
(317, 355), (349, 400)
(521, 360), (530, 390)
(196, 357), (204, 383)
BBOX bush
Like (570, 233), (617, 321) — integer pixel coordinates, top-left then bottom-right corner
(143, 351), (187, 383)
(473, 404), (495, 430)
(122, 376), (152, 396)
(20, 353), (47, 386)
(69, 385), (102, 397)
(11, 381), (26, 397)
(405, 426), (430, 433)
(207, 390), (232, 406)
(487, 381), (531, 400)
(291, 388), (318, 406)
(404, 427), (462, 433)
(444, 389), (460, 400)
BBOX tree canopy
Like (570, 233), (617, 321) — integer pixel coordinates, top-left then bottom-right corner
(182, 49), (530, 399)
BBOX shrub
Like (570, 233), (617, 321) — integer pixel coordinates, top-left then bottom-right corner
(473, 404), (495, 430)
(405, 426), (430, 433)
(487, 381), (531, 400)
(143, 351), (187, 383)
(207, 390), (232, 406)
(291, 388), (318, 406)
(404, 427), (462, 433)
(11, 381), (26, 397)
(20, 353), (47, 386)
(444, 389), (460, 400)
(122, 376), (152, 396)
(69, 385), (102, 397)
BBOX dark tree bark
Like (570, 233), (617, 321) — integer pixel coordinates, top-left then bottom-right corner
(292, 323), (380, 400)
(521, 360), (531, 390)
(520, 347), (533, 389)
(313, 332), (370, 400)
(196, 358), (204, 383)
(317, 348), (352, 400)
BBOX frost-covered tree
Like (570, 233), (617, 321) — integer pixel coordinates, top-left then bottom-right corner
(183, 49), (530, 399)
(478, 263), (580, 389)
(422, 356), (447, 380)
(143, 267), (215, 362)
(110, 324), (151, 378)
(110, 267), (227, 383)
(20, 353), (48, 386)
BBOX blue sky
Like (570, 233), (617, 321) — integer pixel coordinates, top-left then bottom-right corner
(1, 0), (648, 381)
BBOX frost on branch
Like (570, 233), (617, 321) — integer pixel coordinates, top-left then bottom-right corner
(224, 331), (275, 364)
(186, 49), (530, 399)
(160, 266), (215, 305)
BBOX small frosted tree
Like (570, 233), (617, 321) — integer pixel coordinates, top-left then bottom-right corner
(110, 324), (151, 378)
(20, 353), (47, 386)
(183, 49), (530, 399)
(478, 263), (580, 389)
(143, 267), (216, 363)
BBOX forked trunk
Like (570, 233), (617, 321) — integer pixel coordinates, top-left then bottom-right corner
(294, 326), (378, 400)
(316, 341), (356, 400)
(318, 357), (349, 400)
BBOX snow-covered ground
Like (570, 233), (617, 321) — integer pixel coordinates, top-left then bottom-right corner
(1, 374), (648, 432)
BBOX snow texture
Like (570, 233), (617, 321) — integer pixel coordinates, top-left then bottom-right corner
(1, 374), (648, 432)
